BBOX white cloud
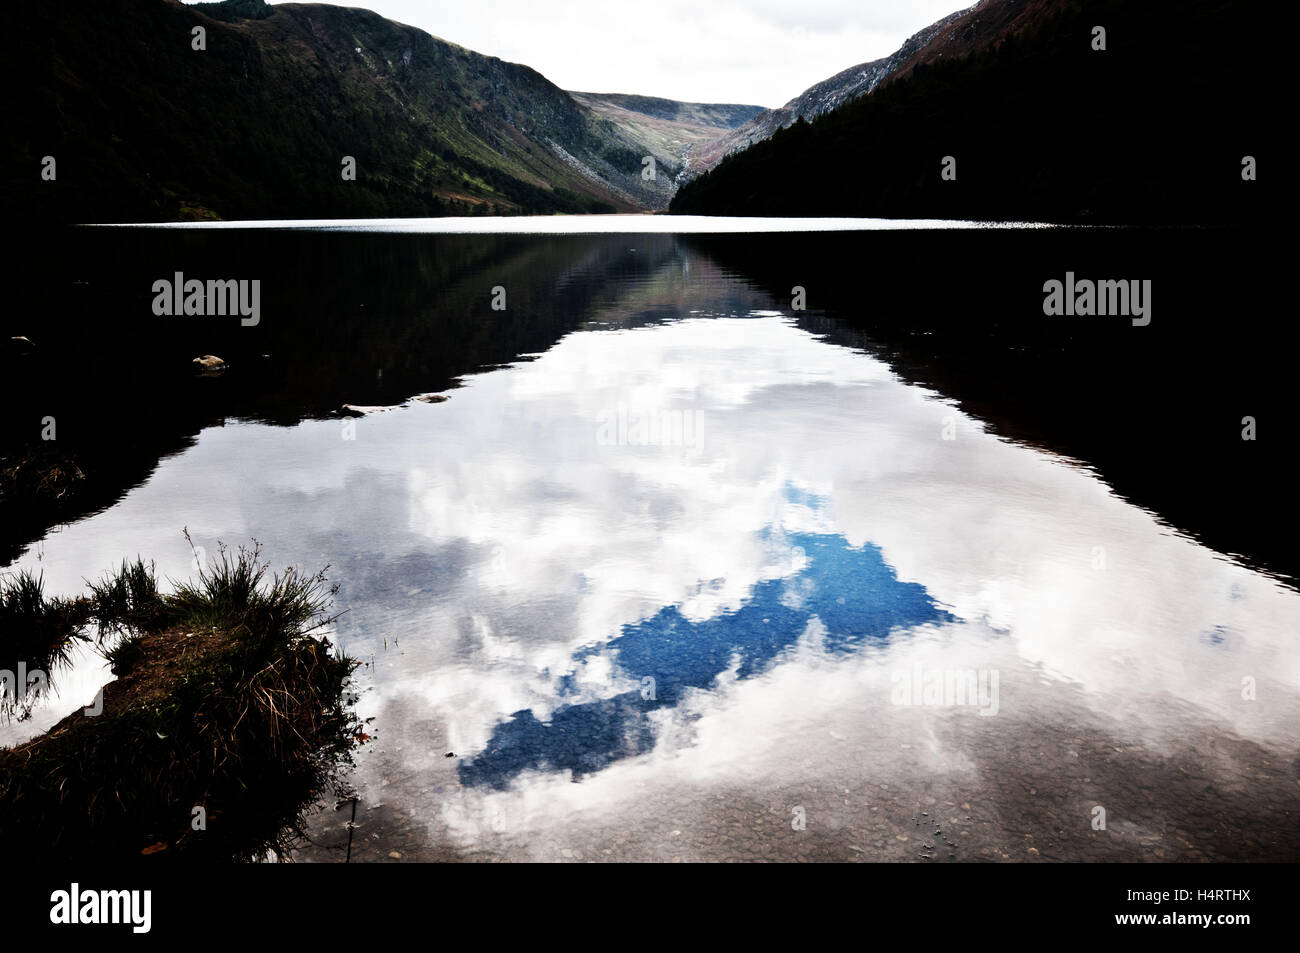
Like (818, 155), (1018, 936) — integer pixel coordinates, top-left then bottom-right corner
(190, 0), (973, 107)
(10, 296), (1299, 858)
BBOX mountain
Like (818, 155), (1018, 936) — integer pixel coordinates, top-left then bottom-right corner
(683, 4), (975, 178)
(672, 0), (1264, 224)
(2, 0), (753, 221)
(570, 94), (764, 132)
(570, 93), (763, 189)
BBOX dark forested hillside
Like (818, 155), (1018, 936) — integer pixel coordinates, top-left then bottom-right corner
(672, 0), (1266, 224)
(3, 0), (665, 221)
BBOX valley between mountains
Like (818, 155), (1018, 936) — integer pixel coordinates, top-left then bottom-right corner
(5, 0), (1259, 224)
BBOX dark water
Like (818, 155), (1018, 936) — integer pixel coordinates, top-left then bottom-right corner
(2, 223), (1297, 861)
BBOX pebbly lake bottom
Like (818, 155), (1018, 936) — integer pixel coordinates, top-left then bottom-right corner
(2, 225), (1296, 862)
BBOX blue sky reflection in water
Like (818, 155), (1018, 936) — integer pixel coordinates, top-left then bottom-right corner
(6, 248), (1300, 861)
(460, 523), (957, 789)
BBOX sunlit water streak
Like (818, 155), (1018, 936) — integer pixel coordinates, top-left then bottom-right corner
(85, 214), (1063, 233)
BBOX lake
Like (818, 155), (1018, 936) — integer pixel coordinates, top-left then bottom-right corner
(2, 220), (1296, 861)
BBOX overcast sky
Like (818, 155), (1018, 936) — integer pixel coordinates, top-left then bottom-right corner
(206, 1), (973, 108)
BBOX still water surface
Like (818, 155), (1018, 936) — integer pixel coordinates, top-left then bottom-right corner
(4, 228), (1297, 861)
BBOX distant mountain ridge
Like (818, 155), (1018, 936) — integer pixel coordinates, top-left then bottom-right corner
(570, 94), (764, 130)
(570, 93), (764, 191)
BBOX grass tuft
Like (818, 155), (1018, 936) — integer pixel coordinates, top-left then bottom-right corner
(0, 535), (360, 860)
(1, 569), (89, 721)
(87, 558), (164, 638)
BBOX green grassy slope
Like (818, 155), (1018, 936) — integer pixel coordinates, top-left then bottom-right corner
(569, 92), (764, 196)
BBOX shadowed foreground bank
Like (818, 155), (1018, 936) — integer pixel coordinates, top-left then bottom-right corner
(0, 544), (360, 861)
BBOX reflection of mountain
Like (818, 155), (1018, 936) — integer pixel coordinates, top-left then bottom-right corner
(460, 525), (954, 789)
(0, 231), (695, 563)
(681, 228), (1295, 588)
(4, 224), (1292, 589)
